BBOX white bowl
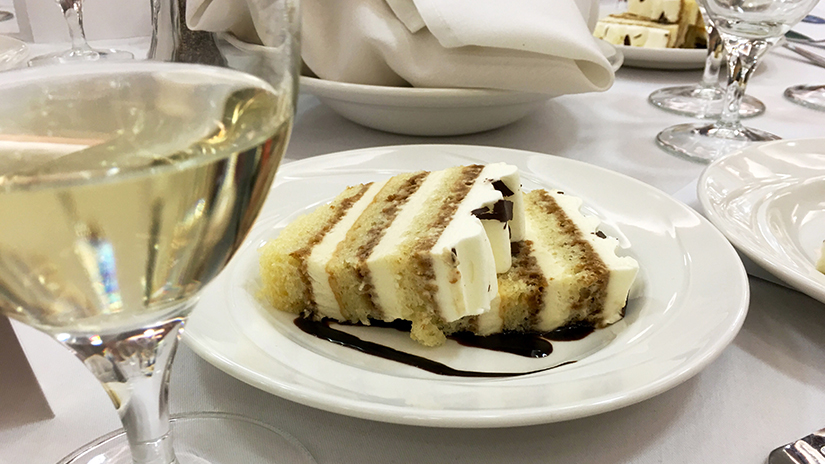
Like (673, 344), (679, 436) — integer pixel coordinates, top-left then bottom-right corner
(618, 45), (706, 70)
(300, 41), (622, 136)
(300, 76), (554, 136)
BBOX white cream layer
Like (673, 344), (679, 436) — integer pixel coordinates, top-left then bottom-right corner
(369, 164), (525, 323)
(501, 166), (525, 241)
(368, 169), (451, 321)
(475, 189), (639, 334)
(431, 164), (524, 322)
(594, 20), (676, 48)
(547, 191), (639, 326)
(306, 180), (388, 320)
(480, 163), (524, 271)
(628, 0), (683, 23)
(310, 164), (526, 325)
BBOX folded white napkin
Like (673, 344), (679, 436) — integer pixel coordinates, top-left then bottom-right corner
(187, 0), (613, 95)
(186, 0), (284, 47)
(303, 0), (613, 94)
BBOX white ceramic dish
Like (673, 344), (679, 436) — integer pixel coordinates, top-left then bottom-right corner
(597, 2), (706, 70)
(184, 145), (749, 428)
(618, 44), (706, 70)
(699, 138), (825, 304)
(0, 35), (28, 71)
(299, 41), (621, 136)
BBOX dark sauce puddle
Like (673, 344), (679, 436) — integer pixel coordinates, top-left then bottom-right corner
(294, 317), (594, 378)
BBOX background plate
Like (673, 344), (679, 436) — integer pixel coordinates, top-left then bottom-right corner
(599, 1), (707, 70)
(618, 44), (706, 70)
(184, 145), (749, 428)
(699, 138), (825, 304)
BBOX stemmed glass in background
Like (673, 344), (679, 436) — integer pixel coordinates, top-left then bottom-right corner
(782, 30), (825, 112)
(655, 0), (820, 163)
(785, 83), (825, 110)
(0, 0), (308, 463)
(28, 0), (132, 66)
(648, 20), (765, 119)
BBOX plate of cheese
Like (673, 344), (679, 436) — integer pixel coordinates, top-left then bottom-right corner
(595, 0), (707, 69)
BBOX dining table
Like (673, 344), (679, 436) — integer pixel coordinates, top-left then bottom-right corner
(4, 3), (825, 461)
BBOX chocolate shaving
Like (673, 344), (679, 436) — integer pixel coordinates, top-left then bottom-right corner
(491, 180), (515, 197)
(471, 200), (514, 222)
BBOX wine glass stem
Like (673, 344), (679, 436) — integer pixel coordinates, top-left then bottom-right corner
(56, 0), (93, 53)
(699, 23), (723, 89)
(69, 315), (188, 464)
(717, 34), (772, 129)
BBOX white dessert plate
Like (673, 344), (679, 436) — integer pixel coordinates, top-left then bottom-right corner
(183, 145), (749, 428)
(698, 138), (825, 304)
(299, 41), (621, 136)
(598, 3), (706, 70)
(0, 35), (28, 71)
(618, 44), (706, 70)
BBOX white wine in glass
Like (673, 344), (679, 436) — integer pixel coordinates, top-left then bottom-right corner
(0, 62), (309, 464)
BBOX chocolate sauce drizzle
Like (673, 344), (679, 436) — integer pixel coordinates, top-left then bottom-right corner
(452, 321), (595, 357)
(294, 317), (593, 378)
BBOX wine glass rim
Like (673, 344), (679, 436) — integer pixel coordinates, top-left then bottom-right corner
(0, 62), (282, 193)
(0, 61), (267, 88)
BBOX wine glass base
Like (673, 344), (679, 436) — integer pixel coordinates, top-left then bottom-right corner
(784, 84), (825, 112)
(57, 412), (316, 464)
(655, 122), (781, 164)
(28, 48), (134, 67)
(648, 85), (766, 119)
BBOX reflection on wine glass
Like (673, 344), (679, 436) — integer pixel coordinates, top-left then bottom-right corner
(648, 21), (765, 119)
(655, 0), (819, 163)
(785, 83), (825, 111)
(28, 0), (132, 66)
(0, 4), (306, 460)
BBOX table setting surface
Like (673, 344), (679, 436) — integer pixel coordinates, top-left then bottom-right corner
(4, 1), (825, 462)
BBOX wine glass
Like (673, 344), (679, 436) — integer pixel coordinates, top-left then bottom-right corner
(648, 21), (765, 119)
(28, 0), (133, 66)
(785, 84), (825, 111)
(655, 0), (820, 163)
(0, 1), (307, 463)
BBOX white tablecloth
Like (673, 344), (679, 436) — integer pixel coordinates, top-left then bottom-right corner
(4, 6), (825, 462)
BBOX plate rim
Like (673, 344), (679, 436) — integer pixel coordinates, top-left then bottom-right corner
(184, 144), (750, 428)
(299, 75), (551, 107)
(617, 44), (706, 69)
(698, 138), (825, 304)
